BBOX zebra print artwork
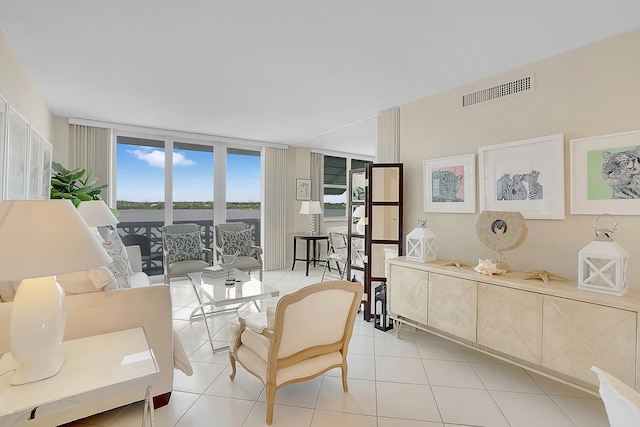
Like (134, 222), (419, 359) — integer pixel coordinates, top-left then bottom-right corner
(496, 170), (543, 201)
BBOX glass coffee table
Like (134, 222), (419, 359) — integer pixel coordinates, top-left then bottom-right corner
(186, 269), (279, 354)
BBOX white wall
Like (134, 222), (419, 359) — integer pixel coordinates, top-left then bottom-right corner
(0, 28), (54, 144)
(400, 28), (640, 288)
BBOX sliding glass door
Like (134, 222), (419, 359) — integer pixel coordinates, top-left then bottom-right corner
(115, 134), (261, 275)
(226, 148), (261, 245)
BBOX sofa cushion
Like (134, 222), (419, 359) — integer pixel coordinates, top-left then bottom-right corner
(101, 230), (134, 289)
(129, 272), (151, 288)
(165, 232), (202, 263)
(57, 267), (117, 294)
(219, 229), (252, 256)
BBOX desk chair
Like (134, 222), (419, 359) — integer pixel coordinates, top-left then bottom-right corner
(322, 232), (348, 281)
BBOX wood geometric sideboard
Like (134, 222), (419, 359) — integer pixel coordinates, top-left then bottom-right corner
(386, 257), (640, 393)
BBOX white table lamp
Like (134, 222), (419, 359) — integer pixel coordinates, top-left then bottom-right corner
(0, 200), (112, 384)
(77, 200), (119, 239)
(352, 205), (366, 235)
(299, 201), (323, 235)
(77, 200), (118, 228)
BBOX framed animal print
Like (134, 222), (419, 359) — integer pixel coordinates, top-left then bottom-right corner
(424, 154), (476, 213)
(570, 129), (640, 215)
(478, 134), (565, 220)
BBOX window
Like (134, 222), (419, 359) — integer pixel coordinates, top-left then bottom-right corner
(323, 155), (371, 219)
(116, 134), (263, 274)
(226, 147), (262, 245)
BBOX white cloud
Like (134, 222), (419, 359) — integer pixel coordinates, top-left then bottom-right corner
(129, 149), (196, 168)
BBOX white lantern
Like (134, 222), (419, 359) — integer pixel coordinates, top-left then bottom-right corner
(406, 219), (436, 262)
(578, 215), (628, 296)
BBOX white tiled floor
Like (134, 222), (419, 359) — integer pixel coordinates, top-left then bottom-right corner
(67, 267), (610, 427)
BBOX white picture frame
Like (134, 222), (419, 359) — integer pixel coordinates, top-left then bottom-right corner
(570, 129), (640, 215)
(6, 106), (29, 200)
(296, 178), (311, 201)
(0, 95), (6, 200)
(478, 134), (565, 220)
(27, 126), (43, 200)
(423, 154), (476, 213)
(41, 139), (53, 200)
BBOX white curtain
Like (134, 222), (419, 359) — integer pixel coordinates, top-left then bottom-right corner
(68, 124), (113, 205)
(310, 152), (323, 230)
(376, 107), (400, 162)
(263, 147), (287, 270)
(310, 152), (323, 200)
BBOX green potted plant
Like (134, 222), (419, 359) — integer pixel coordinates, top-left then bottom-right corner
(50, 162), (116, 215)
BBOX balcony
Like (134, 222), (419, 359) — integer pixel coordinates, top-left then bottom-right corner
(117, 219), (261, 276)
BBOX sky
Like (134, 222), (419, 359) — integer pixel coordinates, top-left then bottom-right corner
(116, 144), (261, 202)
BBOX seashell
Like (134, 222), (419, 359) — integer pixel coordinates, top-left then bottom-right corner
(473, 258), (506, 276)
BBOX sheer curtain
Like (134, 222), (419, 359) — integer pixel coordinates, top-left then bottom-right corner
(310, 152), (323, 200)
(310, 152), (323, 232)
(263, 147), (287, 270)
(68, 124), (113, 205)
(376, 107), (399, 162)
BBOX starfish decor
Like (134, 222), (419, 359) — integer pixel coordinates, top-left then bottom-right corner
(443, 260), (473, 268)
(524, 270), (566, 285)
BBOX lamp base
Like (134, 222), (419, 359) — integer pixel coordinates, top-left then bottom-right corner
(9, 276), (67, 385)
(10, 353), (65, 385)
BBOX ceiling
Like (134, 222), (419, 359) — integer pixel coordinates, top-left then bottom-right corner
(1, 1), (640, 157)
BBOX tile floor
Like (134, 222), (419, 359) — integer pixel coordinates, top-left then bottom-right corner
(68, 267), (610, 427)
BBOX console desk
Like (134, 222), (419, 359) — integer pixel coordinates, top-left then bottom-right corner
(290, 233), (328, 276)
(386, 257), (640, 393)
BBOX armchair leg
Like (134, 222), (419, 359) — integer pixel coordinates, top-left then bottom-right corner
(341, 362), (349, 392)
(266, 383), (276, 425)
(229, 354), (237, 380)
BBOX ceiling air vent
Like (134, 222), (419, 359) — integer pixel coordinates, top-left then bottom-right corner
(463, 75), (533, 107)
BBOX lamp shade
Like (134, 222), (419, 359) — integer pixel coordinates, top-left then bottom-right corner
(352, 206), (365, 218)
(299, 200), (323, 215)
(0, 200), (112, 281)
(77, 200), (119, 227)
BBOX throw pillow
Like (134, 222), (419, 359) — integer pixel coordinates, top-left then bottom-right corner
(219, 229), (252, 257)
(164, 231), (202, 264)
(57, 267), (117, 294)
(101, 229), (134, 289)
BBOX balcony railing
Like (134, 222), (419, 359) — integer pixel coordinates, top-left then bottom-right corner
(117, 219), (261, 276)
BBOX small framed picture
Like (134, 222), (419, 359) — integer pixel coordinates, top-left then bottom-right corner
(478, 134), (565, 220)
(570, 129), (640, 215)
(424, 154), (476, 213)
(296, 178), (311, 201)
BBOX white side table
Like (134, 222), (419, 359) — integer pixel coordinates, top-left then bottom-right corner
(0, 327), (159, 427)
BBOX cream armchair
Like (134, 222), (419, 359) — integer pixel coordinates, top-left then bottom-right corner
(162, 223), (213, 284)
(228, 280), (363, 424)
(214, 222), (263, 281)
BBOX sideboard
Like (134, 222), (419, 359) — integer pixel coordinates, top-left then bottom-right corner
(386, 256), (640, 393)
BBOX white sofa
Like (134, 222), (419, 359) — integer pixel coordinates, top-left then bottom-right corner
(0, 246), (177, 426)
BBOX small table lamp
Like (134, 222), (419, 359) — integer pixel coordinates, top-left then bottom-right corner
(77, 200), (119, 239)
(0, 200), (112, 384)
(299, 201), (323, 235)
(352, 205), (366, 235)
